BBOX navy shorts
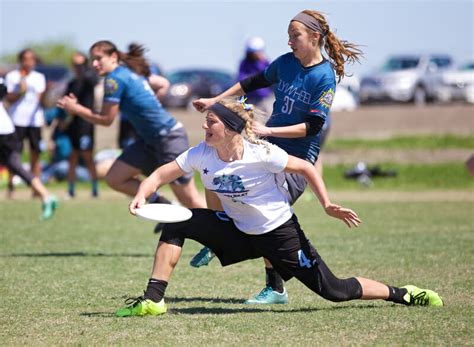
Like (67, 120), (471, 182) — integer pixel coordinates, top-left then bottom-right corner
(118, 125), (193, 185)
(14, 126), (42, 152)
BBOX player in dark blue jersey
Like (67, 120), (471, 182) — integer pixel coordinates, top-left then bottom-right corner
(192, 10), (362, 304)
(58, 41), (205, 209)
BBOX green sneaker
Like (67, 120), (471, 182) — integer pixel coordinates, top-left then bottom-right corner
(402, 285), (444, 307)
(190, 246), (215, 267)
(41, 196), (58, 221)
(245, 286), (289, 305)
(116, 296), (167, 317)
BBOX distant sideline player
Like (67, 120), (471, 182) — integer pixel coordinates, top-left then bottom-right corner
(192, 9), (362, 304)
(115, 98), (443, 317)
(0, 78), (57, 220)
(57, 41), (205, 210)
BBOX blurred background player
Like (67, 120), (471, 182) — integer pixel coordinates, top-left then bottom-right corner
(4, 48), (47, 198)
(193, 9), (362, 304)
(63, 51), (100, 198)
(57, 41), (205, 213)
(0, 77), (57, 220)
(237, 37), (274, 117)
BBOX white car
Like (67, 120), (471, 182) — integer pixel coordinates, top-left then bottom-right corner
(360, 54), (454, 105)
(435, 62), (474, 104)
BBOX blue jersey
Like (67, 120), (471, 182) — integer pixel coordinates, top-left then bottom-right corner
(103, 66), (176, 143)
(264, 53), (335, 164)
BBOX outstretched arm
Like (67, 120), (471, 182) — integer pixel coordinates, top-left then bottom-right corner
(129, 161), (185, 215)
(284, 156), (361, 228)
(192, 82), (245, 112)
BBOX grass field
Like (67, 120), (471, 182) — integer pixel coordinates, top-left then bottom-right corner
(1, 187), (473, 345)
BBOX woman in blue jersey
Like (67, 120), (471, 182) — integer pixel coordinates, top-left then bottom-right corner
(58, 41), (205, 208)
(114, 98), (442, 317)
(192, 10), (362, 304)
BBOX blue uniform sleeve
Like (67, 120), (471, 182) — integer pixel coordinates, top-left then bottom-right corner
(308, 80), (336, 121)
(103, 73), (125, 104)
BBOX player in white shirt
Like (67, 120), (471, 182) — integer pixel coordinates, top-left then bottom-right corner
(5, 49), (46, 196)
(0, 78), (57, 220)
(113, 97), (443, 317)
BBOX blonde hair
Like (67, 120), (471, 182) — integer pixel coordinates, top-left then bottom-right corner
(300, 10), (363, 82)
(217, 97), (271, 154)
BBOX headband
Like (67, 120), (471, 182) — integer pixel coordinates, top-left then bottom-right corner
(209, 103), (246, 134)
(292, 12), (327, 36)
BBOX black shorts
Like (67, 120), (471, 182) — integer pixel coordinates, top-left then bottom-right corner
(66, 119), (94, 151)
(15, 126), (42, 152)
(162, 210), (322, 283)
(0, 133), (19, 158)
(161, 209), (362, 301)
(68, 131), (94, 151)
(118, 125), (193, 185)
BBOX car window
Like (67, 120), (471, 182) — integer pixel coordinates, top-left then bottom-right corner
(382, 57), (420, 71)
(430, 57), (452, 68)
(460, 62), (474, 71)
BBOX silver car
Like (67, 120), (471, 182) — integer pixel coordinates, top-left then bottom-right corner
(360, 54), (453, 105)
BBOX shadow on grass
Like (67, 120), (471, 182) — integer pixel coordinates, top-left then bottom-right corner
(80, 303), (382, 317)
(1, 252), (150, 257)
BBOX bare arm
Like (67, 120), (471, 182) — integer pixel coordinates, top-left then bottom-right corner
(129, 161), (186, 215)
(284, 155), (361, 227)
(253, 122), (307, 138)
(6, 78), (27, 103)
(192, 82), (245, 112)
(148, 74), (170, 100)
(57, 93), (118, 126)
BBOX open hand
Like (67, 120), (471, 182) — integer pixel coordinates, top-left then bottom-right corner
(324, 203), (362, 228)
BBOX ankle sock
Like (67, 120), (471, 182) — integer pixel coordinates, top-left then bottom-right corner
(91, 180), (98, 197)
(68, 182), (75, 197)
(386, 285), (409, 305)
(144, 278), (168, 302)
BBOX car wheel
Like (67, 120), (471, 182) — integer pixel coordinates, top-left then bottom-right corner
(413, 86), (427, 106)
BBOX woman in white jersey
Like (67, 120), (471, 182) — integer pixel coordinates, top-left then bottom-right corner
(0, 79), (57, 220)
(114, 98), (443, 317)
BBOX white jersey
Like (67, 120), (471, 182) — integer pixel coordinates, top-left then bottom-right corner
(5, 69), (46, 127)
(0, 102), (15, 135)
(176, 140), (293, 235)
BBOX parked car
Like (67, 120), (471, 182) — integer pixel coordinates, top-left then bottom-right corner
(161, 69), (235, 109)
(434, 62), (474, 104)
(35, 64), (71, 108)
(359, 54), (454, 105)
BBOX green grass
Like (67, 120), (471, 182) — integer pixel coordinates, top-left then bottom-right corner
(322, 162), (474, 190)
(326, 134), (474, 150)
(1, 196), (473, 345)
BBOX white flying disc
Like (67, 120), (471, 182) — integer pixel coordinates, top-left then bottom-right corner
(135, 203), (193, 223)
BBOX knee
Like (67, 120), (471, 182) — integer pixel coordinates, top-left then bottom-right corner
(160, 224), (186, 248)
(319, 277), (362, 302)
(105, 170), (120, 189)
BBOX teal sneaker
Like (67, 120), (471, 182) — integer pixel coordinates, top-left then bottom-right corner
(190, 246), (215, 267)
(402, 285), (444, 307)
(245, 286), (289, 304)
(41, 196), (58, 221)
(116, 296), (167, 317)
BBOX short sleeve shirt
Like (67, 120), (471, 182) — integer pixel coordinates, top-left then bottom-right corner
(264, 53), (336, 163)
(176, 140), (293, 235)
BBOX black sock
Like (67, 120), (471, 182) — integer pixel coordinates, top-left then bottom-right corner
(265, 268), (284, 293)
(144, 278), (168, 302)
(386, 285), (408, 305)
